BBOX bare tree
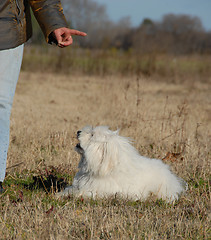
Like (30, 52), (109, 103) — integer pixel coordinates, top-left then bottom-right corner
(159, 14), (205, 53)
(160, 14), (204, 34)
(62, 0), (111, 47)
(62, 0), (131, 48)
(131, 14), (208, 54)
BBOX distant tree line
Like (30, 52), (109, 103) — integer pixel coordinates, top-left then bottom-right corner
(120, 14), (211, 54)
(31, 0), (211, 54)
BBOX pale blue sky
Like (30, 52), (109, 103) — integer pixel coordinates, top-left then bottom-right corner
(96, 0), (211, 31)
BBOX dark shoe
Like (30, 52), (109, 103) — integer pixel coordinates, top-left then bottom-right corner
(0, 181), (4, 194)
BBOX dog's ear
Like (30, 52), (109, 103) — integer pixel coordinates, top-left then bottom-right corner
(85, 137), (119, 177)
(99, 139), (119, 176)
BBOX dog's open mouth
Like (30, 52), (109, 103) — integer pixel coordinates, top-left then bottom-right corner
(75, 130), (84, 154)
(75, 142), (84, 154)
(76, 143), (82, 150)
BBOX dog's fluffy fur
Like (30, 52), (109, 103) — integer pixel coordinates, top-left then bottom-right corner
(59, 126), (186, 202)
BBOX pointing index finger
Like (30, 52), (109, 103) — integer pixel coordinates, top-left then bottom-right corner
(70, 29), (87, 36)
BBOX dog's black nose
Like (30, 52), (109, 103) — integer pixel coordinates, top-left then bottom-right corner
(77, 131), (81, 137)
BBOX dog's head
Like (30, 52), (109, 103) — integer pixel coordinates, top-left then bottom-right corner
(75, 126), (121, 176)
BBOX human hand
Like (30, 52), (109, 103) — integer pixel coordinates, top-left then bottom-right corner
(53, 27), (87, 48)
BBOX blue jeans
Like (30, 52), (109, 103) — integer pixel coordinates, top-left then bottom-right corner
(0, 44), (24, 182)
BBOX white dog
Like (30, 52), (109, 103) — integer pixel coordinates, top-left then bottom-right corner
(59, 126), (186, 202)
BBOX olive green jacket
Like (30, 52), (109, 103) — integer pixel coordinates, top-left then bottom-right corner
(0, 0), (68, 50)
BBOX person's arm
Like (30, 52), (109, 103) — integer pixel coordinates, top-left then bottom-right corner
(29, 0), (86, 47)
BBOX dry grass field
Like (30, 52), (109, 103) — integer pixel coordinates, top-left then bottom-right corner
(0, 67), (210, 239)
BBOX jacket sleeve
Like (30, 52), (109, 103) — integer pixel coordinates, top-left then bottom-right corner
(29, 0), (69, 43)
